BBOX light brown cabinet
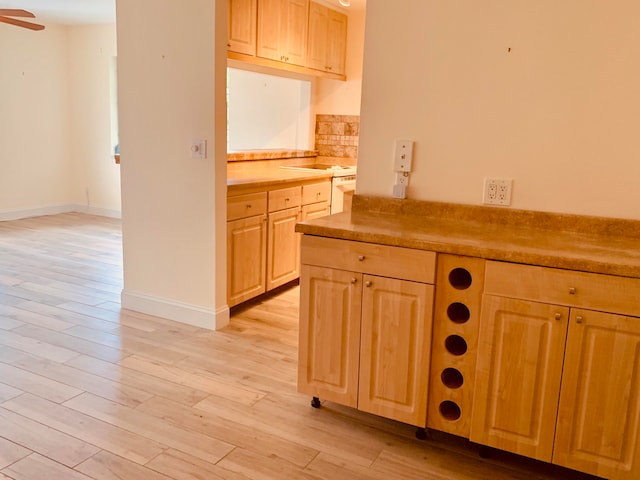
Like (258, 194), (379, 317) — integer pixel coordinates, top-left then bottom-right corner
(266, 186), (301, 291)
(471, 260), (640, 479)
(257, 0), (309, 67)
(298, 235), (436, 426)
(307, 1), (347, 75)
(227, 179), (330, 307)
(228, 0), (257, 55)
(227, 193), (268, 307)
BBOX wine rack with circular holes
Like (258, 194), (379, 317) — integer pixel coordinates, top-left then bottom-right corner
(427, 255), (485, 437)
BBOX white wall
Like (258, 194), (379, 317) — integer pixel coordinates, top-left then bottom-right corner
(68, 25), (121, 217)
(117, 0), (229, 329)
(0, 25), (72, 218)
(0, 23), (120, 220)
(357, 0), (640, 220)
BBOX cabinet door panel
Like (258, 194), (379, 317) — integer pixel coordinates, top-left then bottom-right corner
(554, 309), (640, 480)
(297, 266), (362, 407)
(257, 0), (282, 61)
(227, 215), (267, 307)
(358, 276), (434, 426)
(228, 0), (257, 55)
(266, 207), (300, 290)
(470, 295), (568, 461)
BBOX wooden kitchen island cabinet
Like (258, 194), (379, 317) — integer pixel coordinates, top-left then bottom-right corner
(472, 260), (640, 480)
(297, 235), (436, 427)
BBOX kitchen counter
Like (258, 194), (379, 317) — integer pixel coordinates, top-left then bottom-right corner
(227, 167), (332, 193)
(227, 149), (317, 162)
(295, 195), (640, 278)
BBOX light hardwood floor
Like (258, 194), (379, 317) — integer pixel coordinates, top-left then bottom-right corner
(0, 213), (601, 480)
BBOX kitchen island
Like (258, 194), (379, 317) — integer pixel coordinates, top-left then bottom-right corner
(296, 194), (640, 480)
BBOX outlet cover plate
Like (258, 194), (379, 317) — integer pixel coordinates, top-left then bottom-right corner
(483, 177), (512, 206)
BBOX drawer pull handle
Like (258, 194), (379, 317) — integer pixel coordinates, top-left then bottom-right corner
(576, 315), (584, 324)
(365, 281), (372, 288)
(554, 313), (562, 321)
(285, 197), (290, 202)
(246, 204), (252, 209)
(569, 287), (576, 295)
(358, 255), (365, 262)
(351, 278), (358, 284)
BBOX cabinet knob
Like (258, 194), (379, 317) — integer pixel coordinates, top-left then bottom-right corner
(358, 255), (365, 262)
(351, 277), (357, 284)
(365, 281), (372, 288)
(246, 204), (252, 209)
(285, 197), (290, 202)
(576, 315), (584, 324)
(569, 287), (576, 295)
(554, 313), (562, 321)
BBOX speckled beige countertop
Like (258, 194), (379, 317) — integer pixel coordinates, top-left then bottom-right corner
(227, 149), (317, 162)
(295, 195), (640, 279)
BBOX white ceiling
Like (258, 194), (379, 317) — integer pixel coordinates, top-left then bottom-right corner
(1, 0), (364, 26)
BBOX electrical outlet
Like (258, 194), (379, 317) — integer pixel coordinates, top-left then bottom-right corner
(483, 178), (512, 206)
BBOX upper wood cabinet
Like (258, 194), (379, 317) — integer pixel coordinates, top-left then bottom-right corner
(257, 0), (309, 67)
(228, 0), (257, 55)
(307, 1), (348, 75)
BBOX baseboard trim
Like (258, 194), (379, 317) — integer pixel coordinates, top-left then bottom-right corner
(121, 289), (229, 330)
(0, 204), (121, 221)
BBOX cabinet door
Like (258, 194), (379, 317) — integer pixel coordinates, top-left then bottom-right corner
(228, 0), (257, 55)
(358, 276), (434, 426)
(554, 309), (640, 480)
(470, 295), (569, 461)
(227, 214), (267, 307)
(298, 265), (362, 407)
(281, 0), (309, 66)
(266, 207), (300, 291)
(257, 0), (282, 61)
(307, 2), (347, 74)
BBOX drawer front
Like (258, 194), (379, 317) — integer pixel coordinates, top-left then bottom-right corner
(485, 261), (640, 317)
(227, 192), (268, 221)
(302, 181), (331, 205)
(269, 186), (301, 212)
(301, 235), (436, 284)
(301, 202), (330, 222)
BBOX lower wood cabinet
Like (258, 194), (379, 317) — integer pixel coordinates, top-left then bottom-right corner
(297, 236), (436, 426)
(227, 179), (330, 307)
(472, 260), (640, 479)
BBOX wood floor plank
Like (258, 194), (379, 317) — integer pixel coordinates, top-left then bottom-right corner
(216, 448), (322, 480)
(119, 355), (267, 406)
(62, 392), (234, 464)
(144, 448), (251, 480)
(11, 301), (121, 333)
(0, 360), (83, 403)
(5, 354), (154, 408)
(0, 408), (100, 468)
(65, 354), (211, 406)
(0, 329), (80, 363)
(10, 324), (127, 363)
(0, 383), (23, 403)
(2, 453), (93, 480)
(75, 451), (174, 480)
(0, 305), (74, 331)
(136, 395), (319, 468)
(0, 437), (30, 470)
(2, 394), (167, 464)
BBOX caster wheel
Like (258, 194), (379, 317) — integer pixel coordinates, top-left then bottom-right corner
(415, 427), (429, 440)
(311, 397), (321, 408)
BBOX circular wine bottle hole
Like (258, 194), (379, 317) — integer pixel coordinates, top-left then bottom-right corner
(449, 268), (472, 290)
(439, 400), (462, 421)
(441, 368), (464, 389)
(445, 335), (468, 356)
(447, 302), (470, 324)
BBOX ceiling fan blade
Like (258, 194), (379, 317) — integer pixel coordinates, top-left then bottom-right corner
(0, 9), (35, 18)
(0, 15), (45, 31)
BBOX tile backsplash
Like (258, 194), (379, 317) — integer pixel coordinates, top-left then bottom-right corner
(315, 115), (360, 160)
